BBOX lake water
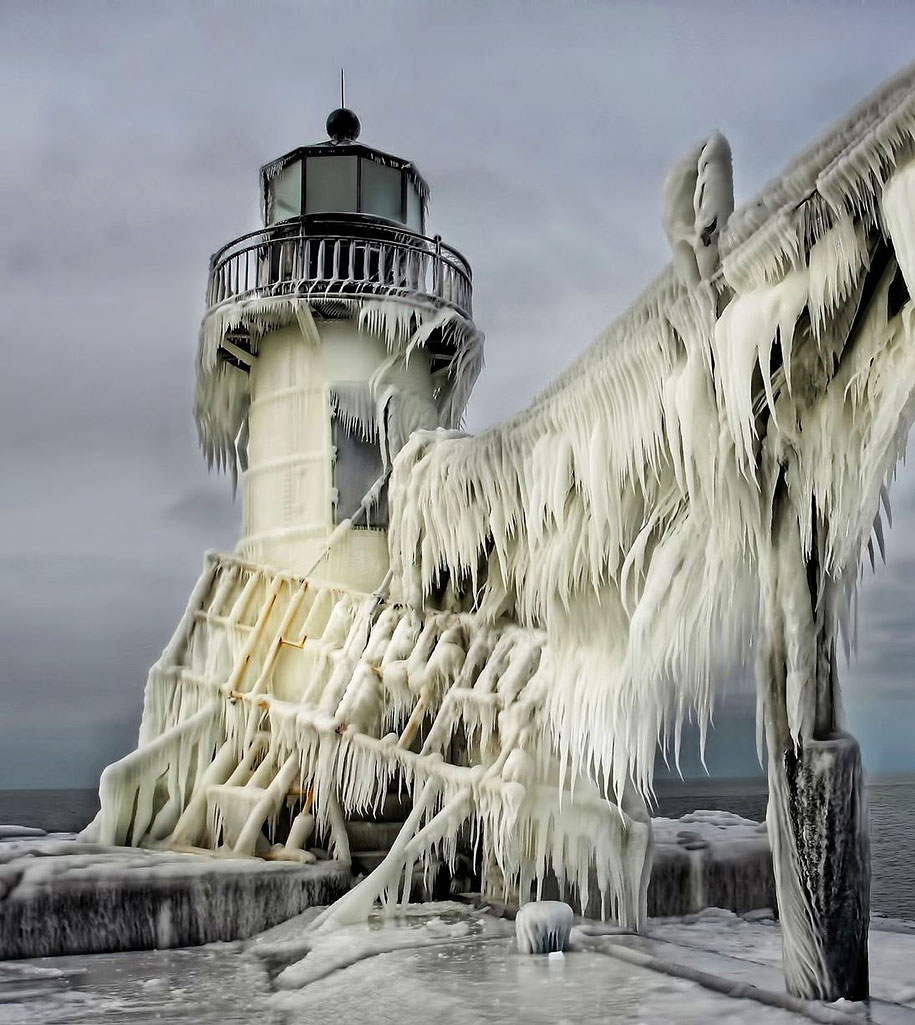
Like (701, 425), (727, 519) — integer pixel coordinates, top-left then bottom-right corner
(2, 775), (913, 919)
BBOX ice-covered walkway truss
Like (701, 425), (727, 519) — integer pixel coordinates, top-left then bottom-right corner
(94, 552), (651, 928)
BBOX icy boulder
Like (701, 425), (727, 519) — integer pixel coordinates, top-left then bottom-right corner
(515, 901), (574, 955)
(535, 811), (774, 919)
(649, 811), (774, 917)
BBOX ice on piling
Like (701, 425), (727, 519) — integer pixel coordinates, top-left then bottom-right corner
(516, 901), (574, 955)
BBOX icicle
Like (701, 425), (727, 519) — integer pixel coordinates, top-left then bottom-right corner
(196, 295), (483, 481)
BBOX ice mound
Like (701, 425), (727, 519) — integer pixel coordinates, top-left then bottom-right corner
(516, 901), (574, 955)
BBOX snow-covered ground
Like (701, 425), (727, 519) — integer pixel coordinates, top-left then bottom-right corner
(2, 901), (915, 1024)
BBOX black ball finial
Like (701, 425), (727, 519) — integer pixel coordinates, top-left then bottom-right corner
(326, 107), (360, 143)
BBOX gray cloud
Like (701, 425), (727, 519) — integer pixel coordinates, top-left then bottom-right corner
(2, 0), (915, 786)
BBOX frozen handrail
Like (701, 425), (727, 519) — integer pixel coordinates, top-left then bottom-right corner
(205, 215), (473, 323)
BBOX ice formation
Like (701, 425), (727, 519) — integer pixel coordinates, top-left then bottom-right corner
(7, 898), (915, 1023)
(194, 295), (483, 482)
(515, 900), (574, 955)
(90, 62), (915, 1001)
(662, 131), (734, 286)
(87, 552), (653, 930)
(384, 64), (915, 998)
(648, 812), (773, 918)
(387, 119), (915, 807)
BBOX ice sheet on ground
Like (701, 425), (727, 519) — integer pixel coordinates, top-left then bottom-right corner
(271, 927), (804, 1024)
(264, 902), (911, 1023)
(645, 907), (915, 1012)
(3, 900), (915, 1023)
(267, 901), (513, 988)
(0, 946), (279, 1025)
(648, 907), (783, 962)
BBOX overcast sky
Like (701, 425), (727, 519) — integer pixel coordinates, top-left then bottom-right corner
(2, 1), (915, 788)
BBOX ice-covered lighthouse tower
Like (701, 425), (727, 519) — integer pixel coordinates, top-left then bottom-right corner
(197, 98), (481, 591)
(92, 92), (651, 929)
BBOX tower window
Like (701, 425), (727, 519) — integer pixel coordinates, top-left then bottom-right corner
(332, 418), (388, 528)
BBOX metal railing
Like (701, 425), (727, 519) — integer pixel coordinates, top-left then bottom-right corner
(206, 216), (473, 320)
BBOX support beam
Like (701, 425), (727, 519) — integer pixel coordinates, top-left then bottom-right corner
(220, 338), (256, 367)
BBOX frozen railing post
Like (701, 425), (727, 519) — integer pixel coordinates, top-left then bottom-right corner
(658, 120), (897, 1001)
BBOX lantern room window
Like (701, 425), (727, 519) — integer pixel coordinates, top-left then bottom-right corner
(405, 183), (423, 231)
(268, 160), (302, 223)
(361, 159), (402, 222)
(305, 155), (358, 215)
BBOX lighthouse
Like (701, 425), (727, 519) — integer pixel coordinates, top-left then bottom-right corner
(196, 101), (482, 592)
(91, 94), (651, 930)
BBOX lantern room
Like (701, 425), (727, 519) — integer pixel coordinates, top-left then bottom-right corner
(261, 106), (428, 231)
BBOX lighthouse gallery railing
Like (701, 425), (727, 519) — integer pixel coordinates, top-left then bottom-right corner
(206, 216), (473, 320)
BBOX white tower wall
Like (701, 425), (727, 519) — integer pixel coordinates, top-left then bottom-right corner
(238, 314), (435, 593)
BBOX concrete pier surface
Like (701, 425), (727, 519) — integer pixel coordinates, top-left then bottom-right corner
(0, 833), (350, 959)
(0, 810), (773, 960)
